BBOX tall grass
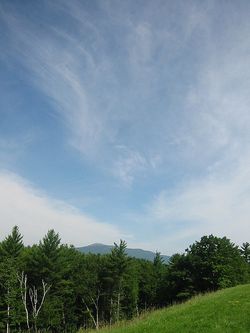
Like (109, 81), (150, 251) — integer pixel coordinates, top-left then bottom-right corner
(79, 284), (250, 333)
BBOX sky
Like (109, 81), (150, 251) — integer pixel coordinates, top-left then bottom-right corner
(0, 0), (250, 254)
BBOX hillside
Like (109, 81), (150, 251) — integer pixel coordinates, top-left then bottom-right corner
(83, 284), (250, 333)
(77, 243), (170, 262)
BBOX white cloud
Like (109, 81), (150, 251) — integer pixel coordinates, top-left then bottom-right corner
(0, 5), (112, 158)
(180, 13), (250, 165)
(0, 1), (208, 183)
(149, 155), (250, 250)
(0, 171), (124, 246)
(112, 146), (147, 186)
(1, 1), (250, 254)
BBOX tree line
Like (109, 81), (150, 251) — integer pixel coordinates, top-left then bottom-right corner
(0, 226), (249, 332)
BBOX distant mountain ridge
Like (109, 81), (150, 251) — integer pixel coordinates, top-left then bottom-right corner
(77, 243), (170, 262)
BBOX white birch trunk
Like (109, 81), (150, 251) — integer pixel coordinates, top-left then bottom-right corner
(17, 272), (30, 331)
(6, 288), (10, 333)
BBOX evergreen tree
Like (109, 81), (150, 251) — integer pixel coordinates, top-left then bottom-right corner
(153, 252), (166, 306)
(0, 227), (249, 332)
(0, 259), (22, 333)
(0, 226), (23, 259)
(166, 253), (195, 302)
(107, 240), (129, 322)
(137, 259), (156, 310)
(240, 242), (250, 263)
(0, 227), (24, 332)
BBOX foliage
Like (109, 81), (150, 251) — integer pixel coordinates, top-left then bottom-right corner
(0, 227), (249, 332)
(82, 284), (250, 333)
(186, 235), (248, 290)
(240, 242), (250, 263)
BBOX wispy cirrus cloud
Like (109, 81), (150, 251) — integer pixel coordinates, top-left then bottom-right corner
(112, 146), (147, 187)
(1, 0), (250, 252)
(1, 7), (105, 157)
(140, 153), (250, 253)
(0, 0), (220, 185)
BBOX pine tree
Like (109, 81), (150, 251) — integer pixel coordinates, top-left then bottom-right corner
(38, 229), (61, 283)
(0, 259), (21, 333)
(240, 242), (250, 263)
(107, 240), (129, 322)
(0, 226), (24, 332)
(0, 226), (24, 259)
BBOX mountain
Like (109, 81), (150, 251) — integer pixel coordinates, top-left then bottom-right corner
(77, 243), (170, 262)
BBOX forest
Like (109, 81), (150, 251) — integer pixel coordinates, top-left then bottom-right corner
(0, 226), (249, 333)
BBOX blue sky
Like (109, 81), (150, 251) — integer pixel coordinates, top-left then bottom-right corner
(1, 0), (250, 254)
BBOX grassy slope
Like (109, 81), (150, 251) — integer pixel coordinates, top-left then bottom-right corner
(85, 284), (250, 333)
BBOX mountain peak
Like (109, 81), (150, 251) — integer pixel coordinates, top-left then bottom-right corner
(77, 243), (170, 262)
(88, 243), (107, 247)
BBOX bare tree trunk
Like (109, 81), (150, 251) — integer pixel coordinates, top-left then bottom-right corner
(6, 288), (10, 333)
(62, 306), (66, 333)
(91, 290), (100, 330)
(109, 297), (113, 327)
(117, 280), (122, 322)
(135, 303), (139, 317)
(17, 273), (30, 332)
(96, 301), (99, 330)
(117, 291), (120, 322)
(29, 280), (51, 333)
(82, 297), (99, 330)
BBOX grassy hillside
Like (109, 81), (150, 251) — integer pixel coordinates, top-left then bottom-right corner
(82, 284), (250, 333)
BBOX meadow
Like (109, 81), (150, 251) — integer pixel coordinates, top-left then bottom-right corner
(82, 284), (250, 333)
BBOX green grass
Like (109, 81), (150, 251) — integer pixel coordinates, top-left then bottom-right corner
(81, 284), (250, 333)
